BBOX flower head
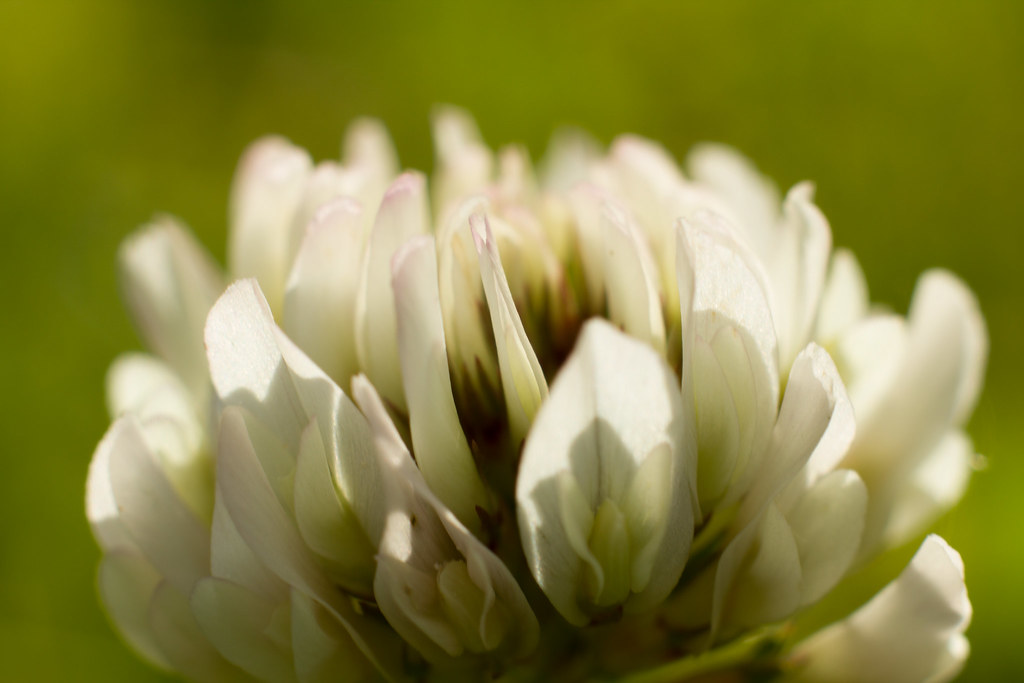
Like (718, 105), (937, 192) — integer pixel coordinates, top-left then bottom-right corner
(87, 109), (985, 682)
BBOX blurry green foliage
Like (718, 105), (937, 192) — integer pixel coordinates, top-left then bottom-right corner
(1, 1), (1021, 680)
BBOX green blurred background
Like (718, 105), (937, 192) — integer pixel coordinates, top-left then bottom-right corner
(1, 1), (1021, 680)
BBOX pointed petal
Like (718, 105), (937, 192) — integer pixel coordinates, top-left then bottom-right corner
(791, 535), (971, 683)
(515, 319), (693, 624)
(392, 235), (492, 529)
(355, 172), (430, 412)
(352, 377), (538, 661)
(771, 184), (833, 373)
(118, 217), (224, 396)
(283, 198), (364, 385)
(229, 136), (312, 314)
(600, 201), (666, 354)
(435, 196), (500, 398)
(471, 214), (549, 443)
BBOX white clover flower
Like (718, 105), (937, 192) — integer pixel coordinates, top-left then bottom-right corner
(87, 108), (985, 682)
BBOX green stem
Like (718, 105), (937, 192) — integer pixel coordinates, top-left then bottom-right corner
(615, 631), (772, 683)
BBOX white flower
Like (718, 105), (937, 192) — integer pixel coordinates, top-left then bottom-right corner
(87, 108), (984, 682)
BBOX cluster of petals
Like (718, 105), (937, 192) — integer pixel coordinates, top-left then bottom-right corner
(87, 108), (984, 682)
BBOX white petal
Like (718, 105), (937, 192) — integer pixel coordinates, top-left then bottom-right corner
(291, 589), (379, 683)
(210, 489), (287, 600)
(740, 344), (850, 524)
(355, 172), (430, 412)
(691, 335), (741, 508)
(687, 143), (781, 256)
(676, 216), (778, 509)
(217, 408), (342, 600)
(105, 416), (211, 595)
(118, 217), (224, 396)
(294, 419), (375, 595)
(855, 271), (983, 462)
(191, 577), (297, 683)
(677, 213), (779, 410)
(148, 581), (248, 683)
(833, 313), (908, 428)
(883, 431), (974, 547)
(471, 214), (549, 443)
(352, 377), (538, 661)
(229, 136), (313, 315)
(515, 319), (693, 625)
(216, 406), (406, 681)
(715, 503), (802, 632)
(208, 279), (386, 548)
(392, 235), (492, 529)
(432, 106), (493, 216)
(97, 550), (170, 670)
(771, 184), (833, 373)
(435, 195), (500, 398)
(567, 184), (611, 311)
(607, 135), (686, 315)
(105, 354), (201, 449)
(206, 279), (308, 451)
(790, 535), (971, 683)
(815, 248), (869, 345)
(600, 201), (666, 354)
(781, 468), (867, 606)
(86, 421), (133, 551)
(283, 198), (364, 385)
(539, 127), (601, 193)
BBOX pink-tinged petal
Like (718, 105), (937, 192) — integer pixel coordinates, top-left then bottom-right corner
(283, 198), (364, 386)
(229, 136), (312, 315)
(355, 172), (430, 412)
